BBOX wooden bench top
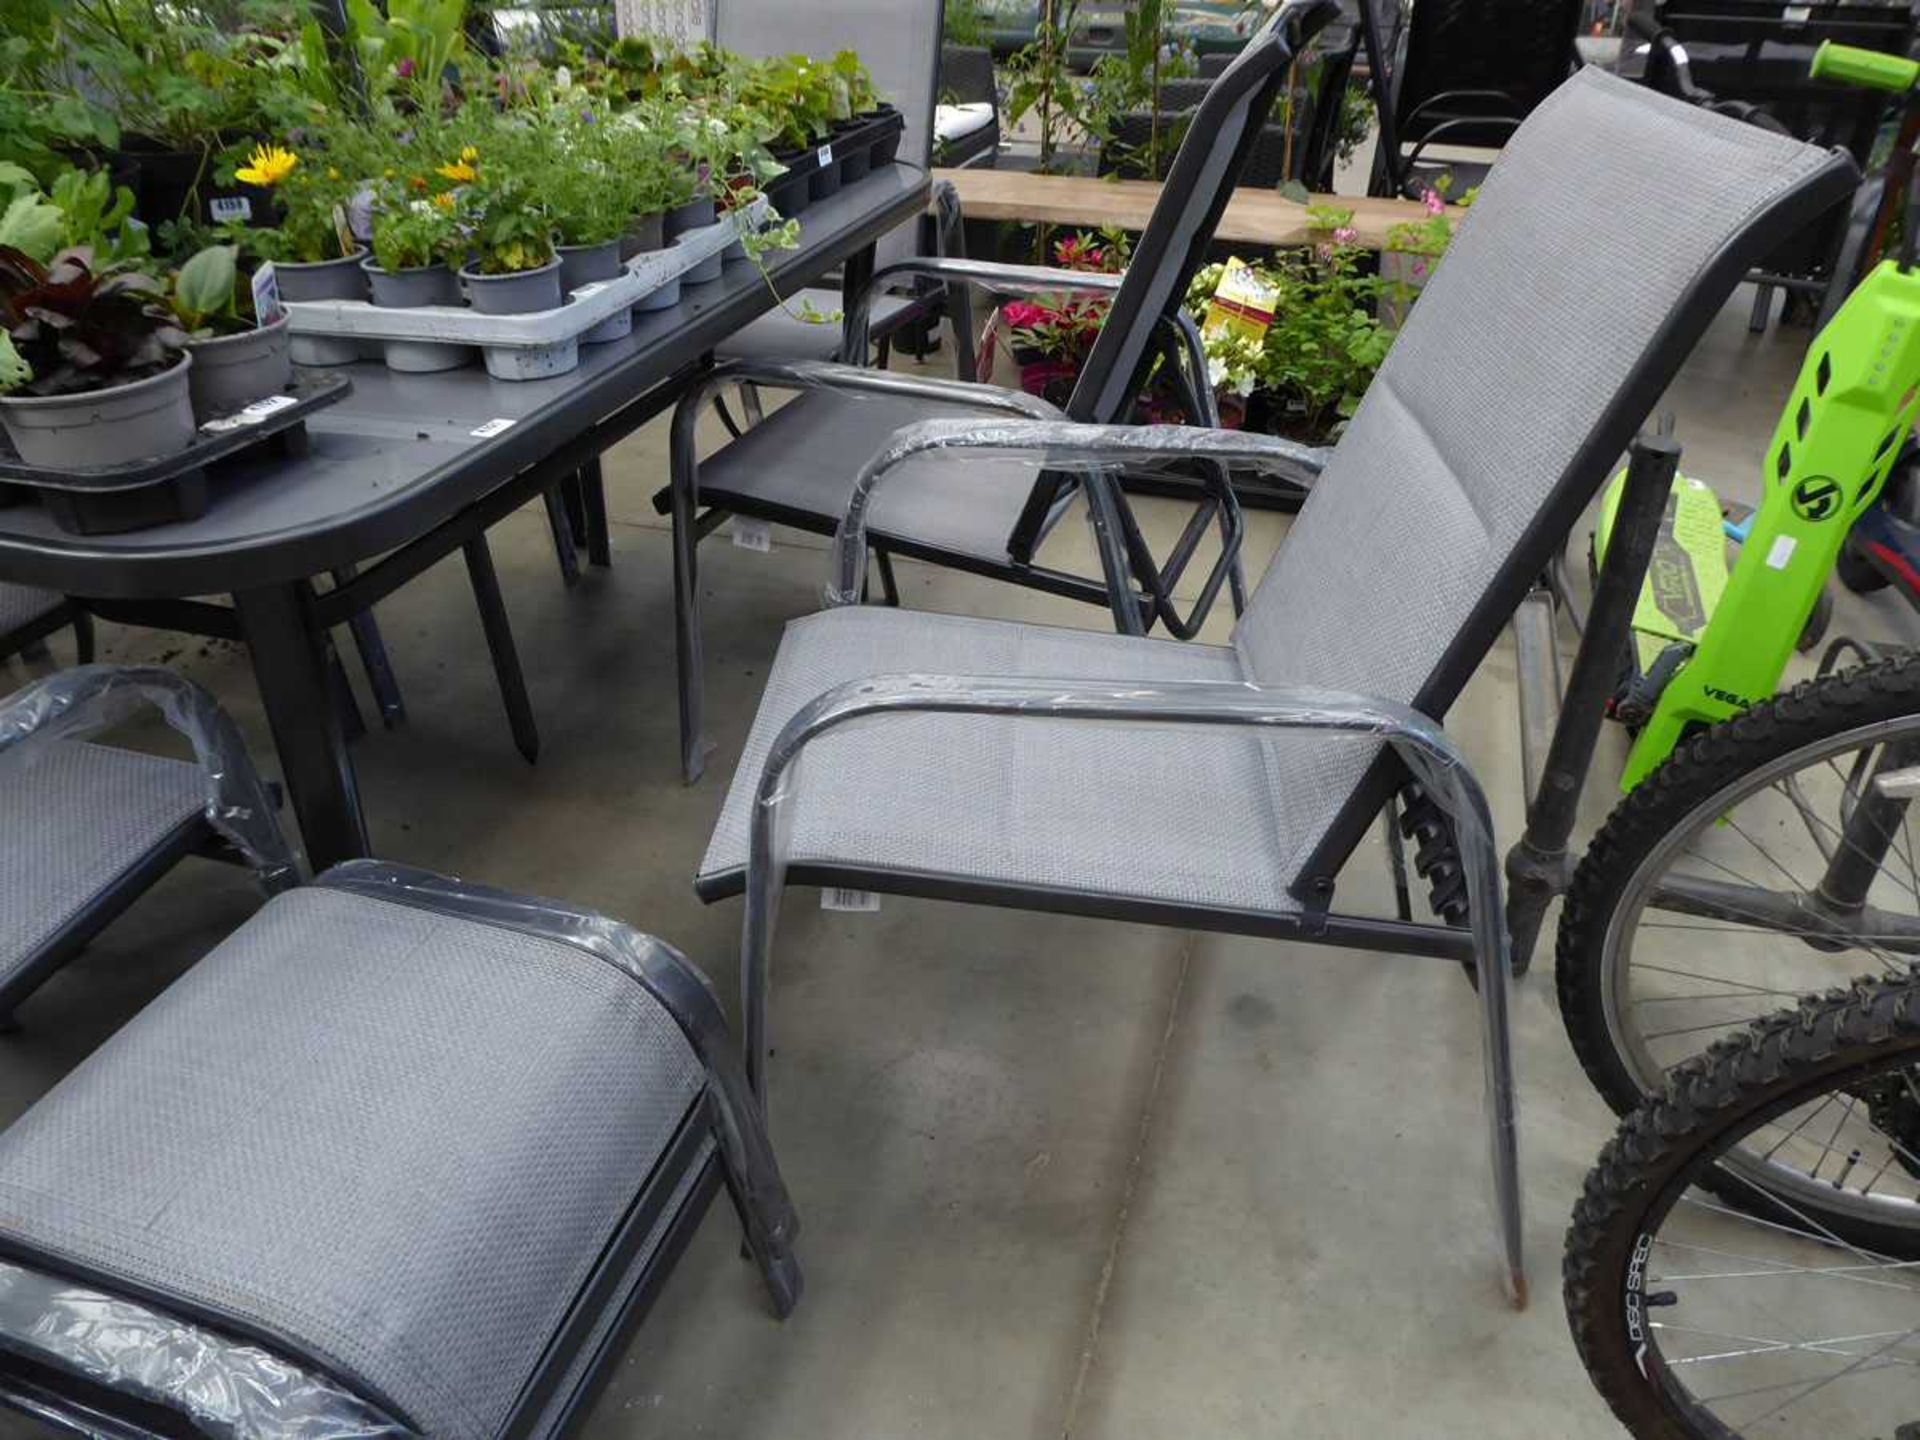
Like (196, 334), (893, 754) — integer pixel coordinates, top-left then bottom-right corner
(930, 167), (1434, 250)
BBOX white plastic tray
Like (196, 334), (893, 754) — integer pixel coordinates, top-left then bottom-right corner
(283, 199), (768, 380)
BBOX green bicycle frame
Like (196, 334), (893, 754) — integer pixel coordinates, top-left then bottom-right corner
(1619, 257), (1920, 789)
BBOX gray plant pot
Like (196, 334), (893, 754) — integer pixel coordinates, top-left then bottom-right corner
(277, 247), (369, 303)
(0, 355), (196, 469)
(558, 240), (630, 344)
(186, 312), (293, 421)
(634, 275), (682, 313)
(460, 257), (564, 316)
(363, 258), (469, 373)
(281, 247), (372, 366)
(664, 197), (716, 239)
(620, 212), (666, 261)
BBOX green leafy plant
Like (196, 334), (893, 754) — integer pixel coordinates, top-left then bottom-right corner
(167, 243), (254, 335)
(466, 173), (554, 274)
(0, 244), (187, 396)
(371, 195), (461, 272)
(48, 169), (149, 267)
(0, 167), (64, 264)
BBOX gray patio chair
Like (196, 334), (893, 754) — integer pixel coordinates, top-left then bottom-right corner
(0, 859), (800, 1438)
(669, 0), (1345, 782)
(711, 0), (949, 375)
(0, 664), (295, 1023)
(0, 582), (90, 667)
(691, 68), (1857, 1304)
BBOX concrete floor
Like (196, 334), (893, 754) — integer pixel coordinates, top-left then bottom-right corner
(4, 285), (1919, 1439)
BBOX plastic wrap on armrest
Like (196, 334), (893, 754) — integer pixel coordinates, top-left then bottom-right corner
(0, 1257), (413, 1437)
(0, 665), (297, 891)
(827, 420), (1332, 604)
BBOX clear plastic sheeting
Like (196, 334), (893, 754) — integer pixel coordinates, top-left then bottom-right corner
(739, 673), (1526, 1306)
(826, 418), (1334, 606)
(311, 860), (803, 1314)
(0, 665), (298, 892)
(0, 1257), (412, 1438)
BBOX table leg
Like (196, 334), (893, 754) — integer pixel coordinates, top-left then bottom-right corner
(580, 457), (611, 568)
(234, 580), (369, 871)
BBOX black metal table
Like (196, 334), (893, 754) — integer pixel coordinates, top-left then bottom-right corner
(0, 165), (929, 870)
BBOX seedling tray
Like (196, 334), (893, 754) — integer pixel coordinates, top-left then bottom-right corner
(0, 373), (351, 535)
(768, 108), (904, 216)
(282, 200), (771, 382)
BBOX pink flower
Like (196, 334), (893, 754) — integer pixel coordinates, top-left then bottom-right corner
(1411, 259), (1430, 281)
(395, 57), (416, 78)
(1000, 300), (1052, 330)
(1333, 225), (1358, 245)
(1421, 188), (1445, 216)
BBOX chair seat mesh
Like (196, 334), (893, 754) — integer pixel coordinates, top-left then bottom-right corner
(718, 289), (917, 364)
(0, 886), (706, 1439)
(0, 742), (204, 979)
(695, 390), (1044, 561)
(0, 583), (62, 638)
(698, 607), (1305, 913)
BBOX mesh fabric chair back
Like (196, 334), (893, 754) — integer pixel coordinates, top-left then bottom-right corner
(713, 0), (942, 269)
(1063, 0), (1339, 424)
(1227, 68), (1854, 897)
(1390, 0), (1584, 148)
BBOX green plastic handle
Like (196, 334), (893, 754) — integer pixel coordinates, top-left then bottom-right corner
(1811, 40), (1920, 93)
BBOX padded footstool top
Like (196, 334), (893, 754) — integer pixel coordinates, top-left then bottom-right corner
(0, 885), (708, 1439)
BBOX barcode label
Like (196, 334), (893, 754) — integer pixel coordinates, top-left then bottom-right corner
(821, 888), (879, 912)
(242, 394), (298, 417)
(817, 143), (834, 167)
(199, 393), (299, 432)
(209, 195), (253, 222)
(732, 517), (772, 552)
(470, 417), (516, 438)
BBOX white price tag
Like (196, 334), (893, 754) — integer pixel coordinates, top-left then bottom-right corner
(732, 517), (773, 553)
(250, 262), (284, 327)
(209, 195), (253, 222)
(1765, 535), (1797, 571)
(821, 888), (879, 913)
(198, 393), (298, 433)
(817, 143), (834, 168)
(470, 417), (517, 438)
(242, 393), (298, 417)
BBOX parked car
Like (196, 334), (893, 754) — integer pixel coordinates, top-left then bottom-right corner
(978, 0), (1270, 62)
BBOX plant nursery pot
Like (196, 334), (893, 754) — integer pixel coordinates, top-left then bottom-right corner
(364, 259), (470, 373)
(557, 240), (631, 344)
(460, 257), (564, 316)
(840, 144), (873, 184)
(620, 213), (666, 262)
(869, 104), (904, 165)
(186, 312), (293, 421)
(278, 247), (371, 303)
(665, 197), (717, 239)
(766, 161), (811, 219)
(280, 248), (373, 367)
(808, 155), (843, 203)
(0, 355), (196, 470)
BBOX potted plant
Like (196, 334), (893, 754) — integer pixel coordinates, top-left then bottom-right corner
(546, 120), (641, 342)
(0, 246), (194, 469)
(167, 243), (291, 419)
(460, 173), (561, 315)
(235, 144), (368, 303)
(365, 185), (468, 372)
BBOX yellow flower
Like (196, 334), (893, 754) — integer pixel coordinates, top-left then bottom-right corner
(436, 158), (477, 183)
(459, 145), (478, 163)
(235, 144), (298, 187)
(432, 191), (456, 211)
(326, 165), (342, 180)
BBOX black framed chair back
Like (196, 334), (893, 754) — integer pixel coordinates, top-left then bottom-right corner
(1360, 0), (1581, 195)
(1062, 0), (1341, 428)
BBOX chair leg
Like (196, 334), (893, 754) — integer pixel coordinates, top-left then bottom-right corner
(739, 382), (765, 427)
(671, 483), (706, 784)
(1476, 919), (1527, 1309)
(461, 536), (540, 764)
(580, 457), (611, 568)
(331, 566), (405, 728)
(874, 549), (901, 607)
(328, 643), (367, 742)
(543, 487), (582, 588)
(1748, 281), (1774, 333)
(713, 393), (746, 440)
(70, 609), (94, 664)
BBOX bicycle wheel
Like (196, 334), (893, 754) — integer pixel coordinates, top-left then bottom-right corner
(1566, 977), (1920, 1440)
(1558, 653), (1920, 1248)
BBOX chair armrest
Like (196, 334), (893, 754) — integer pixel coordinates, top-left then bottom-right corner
(739, 672), (1509, 1088)
(0, 663), (298, 889)
(827, 418), (1331, 606)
